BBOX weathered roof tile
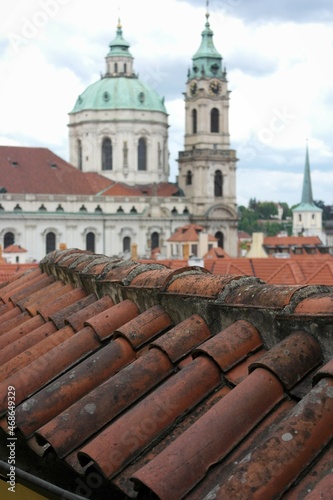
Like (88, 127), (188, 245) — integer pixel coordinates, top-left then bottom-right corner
(0, 248), (332, 499)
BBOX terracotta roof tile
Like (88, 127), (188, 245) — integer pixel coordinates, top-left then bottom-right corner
(213, 377), (333, 499)
(0, 248), (333, 499)
(0, 146), (96, 195)
(131, 367), (284, 499)
(193, 320), (262, 372)
(249, 331), (322, 390)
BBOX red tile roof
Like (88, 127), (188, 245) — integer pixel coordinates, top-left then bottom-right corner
(0, 146), (182, 197)
(168, 224), (217, 243)
(142, 256), (333, 285)
(264, 236), (323, 246)
(2, 245), (27, 253)
(0, 249), (333, 498)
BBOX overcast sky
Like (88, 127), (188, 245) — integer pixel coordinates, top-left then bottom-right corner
(1, 0), (333, 207)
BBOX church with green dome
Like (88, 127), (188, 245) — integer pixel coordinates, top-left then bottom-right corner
(0, 9), (239, 261)
(68, 20), (169, 185)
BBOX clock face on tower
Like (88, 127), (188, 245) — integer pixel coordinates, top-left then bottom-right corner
(209, 80), (221, 95)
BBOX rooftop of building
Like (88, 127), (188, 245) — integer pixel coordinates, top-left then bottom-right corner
(0, 146), (180, 197)
(0, 248), (333, 499)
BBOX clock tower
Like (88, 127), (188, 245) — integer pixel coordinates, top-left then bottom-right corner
(177, 6), (238, 256)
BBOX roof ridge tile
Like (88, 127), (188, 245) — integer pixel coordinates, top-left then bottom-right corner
(249, 331), (322, 390)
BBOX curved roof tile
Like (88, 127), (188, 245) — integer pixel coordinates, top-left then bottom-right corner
(0, 249), (333, 499)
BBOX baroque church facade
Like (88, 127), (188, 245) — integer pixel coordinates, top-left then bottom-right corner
(0, 12), (238, 263)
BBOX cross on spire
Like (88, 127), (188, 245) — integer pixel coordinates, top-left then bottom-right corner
(206, 0), (210, 22)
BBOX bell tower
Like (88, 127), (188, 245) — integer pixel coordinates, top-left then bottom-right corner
(177, 4), (238, 256)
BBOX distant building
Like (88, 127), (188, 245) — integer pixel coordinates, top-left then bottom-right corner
(246, 232), (331, 258)
(292, 144), (323, 239)
(0, 11), (238, 261)
(2, 244), (28, 264)
(167, 224), (217, 260)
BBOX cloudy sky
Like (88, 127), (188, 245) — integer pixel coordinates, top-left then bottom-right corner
(1, 0), (333, 207)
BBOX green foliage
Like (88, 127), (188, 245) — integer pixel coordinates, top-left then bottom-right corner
(238, 200), (292, 236)
(314, 200), (330, 220)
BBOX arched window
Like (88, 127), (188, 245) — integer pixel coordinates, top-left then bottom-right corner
(138, 138), (147, 171)
(86, 232), (95, 252)
(211, 108), (219, 133)
(151, 232), (159, 250)
(192, 109), (197, 134)
(124, 63), (127, 73)
(186, 170), (192, 186)
(215, 231), (224, 248)
(77, 139), (82, 170)
(115, 62), (118, 73)
(214, 170), (223, 197)
(102, 138), (112, 170)
(4, 232), (14, 248)
(46, 232), (56, 254)
(123, 236), (131, 253)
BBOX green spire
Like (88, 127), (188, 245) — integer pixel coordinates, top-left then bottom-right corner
(293, 142), (321, 213)
(107, 19), (132, 58)
(189, 7), (223, 80)
(301, 141), (313, 204)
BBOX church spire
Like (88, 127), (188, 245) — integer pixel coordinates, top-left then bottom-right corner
(301, 141), (314, 205)
(188, 3), (223, 80)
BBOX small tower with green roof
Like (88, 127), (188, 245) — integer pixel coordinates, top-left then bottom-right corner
(293, 143), (323, 237)
(177, 3), (238, 256)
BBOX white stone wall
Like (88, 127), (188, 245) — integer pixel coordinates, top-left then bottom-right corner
(0, 194), (190, 262)
(68, 108), (169, 184)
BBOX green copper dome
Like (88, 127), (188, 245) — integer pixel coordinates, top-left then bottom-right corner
(70, 21), (166, 115)
(70, 77), (166, 113)
(189, 13), (224, 80)
(107, 20), (132, 58)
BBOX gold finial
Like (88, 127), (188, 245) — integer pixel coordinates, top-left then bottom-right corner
(117, 17), (122, 29)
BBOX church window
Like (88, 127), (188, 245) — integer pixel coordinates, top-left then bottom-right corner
(4, 232), (14, 248)
(211, 108), (219, 133)
(214, 170), (223, 197)
(192, 109), (197, 134)
(186, 170), (192, 185)
(115, 62), (118, 73)
(102, 138), (112, 170)
(151, 232), (159, 250)
(77, 139), (82, 170)
(124, 63), (127, 73)
(215, 231), (224, 248)
(46, 232), (56, 254)
(86, 232), (95, 252)
(123, 236), (131, 253)
(103, 92), (110, 102)
(299, 214), (302, 222)
(138, 138), (147, 171)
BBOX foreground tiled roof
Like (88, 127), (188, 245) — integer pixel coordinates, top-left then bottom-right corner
(0, 249), (333, 499)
